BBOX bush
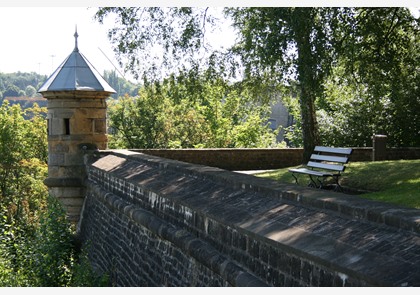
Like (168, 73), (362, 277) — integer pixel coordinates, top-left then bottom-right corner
(0, 195), (109, 287)
(70, 245), (109, 287)
(29, 195), (75, 286)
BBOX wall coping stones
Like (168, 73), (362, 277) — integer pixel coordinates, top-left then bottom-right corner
(99, 149), (420, 234)
(85, 149), (420, 286)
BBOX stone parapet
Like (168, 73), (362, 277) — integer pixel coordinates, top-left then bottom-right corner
(77, 150), (420, 286)
(130, 147), (420, 171)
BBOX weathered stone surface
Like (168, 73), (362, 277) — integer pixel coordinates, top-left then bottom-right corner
(40, 43), (113, 225)
(50, 142), (70, 153)
(48, 153), (65, 166)
(45, 177), (83, 188)
(78, 150), (420, 287)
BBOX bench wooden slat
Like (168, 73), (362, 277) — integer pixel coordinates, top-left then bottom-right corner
(307, 161), (345, 172)
(310, 154), (349, 164)
(288, 167), (333, 177)
(314, 146), (353, 155)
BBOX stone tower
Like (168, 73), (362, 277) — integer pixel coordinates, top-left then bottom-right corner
(38, 29), (116, 223)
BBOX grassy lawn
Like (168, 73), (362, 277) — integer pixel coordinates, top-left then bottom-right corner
(253, 159), (420, 209)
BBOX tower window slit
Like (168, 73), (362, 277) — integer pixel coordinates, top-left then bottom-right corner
(64, 118), (70, 135)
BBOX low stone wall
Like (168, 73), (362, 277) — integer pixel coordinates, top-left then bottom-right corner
(386, 147), (420, 161)
(77, 150), (420, 287)
(131, 148), (304, 170)
(132, 147), (419, 171)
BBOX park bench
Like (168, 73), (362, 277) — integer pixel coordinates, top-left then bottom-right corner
(289, 146), (353, 192)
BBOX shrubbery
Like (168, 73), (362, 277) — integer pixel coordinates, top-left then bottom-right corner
(0, 195), (109, 287)
(0, 102), (108, 287)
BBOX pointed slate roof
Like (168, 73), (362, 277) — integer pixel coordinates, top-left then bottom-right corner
(38, 29), (116, 95)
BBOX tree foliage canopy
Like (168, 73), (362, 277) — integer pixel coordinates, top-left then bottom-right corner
(0, 101), (49, 285)
(95, 7), (221, 81)
(95, 7), (420, 158)
(102, 70), (142, 99)
(0, 101), (107, 287)
(108, 69), (282, 149)
(0, 72), (46, 99)
(0, 101), (47, 225)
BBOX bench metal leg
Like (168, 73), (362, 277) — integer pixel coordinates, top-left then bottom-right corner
(292, 173), (342, 192)
(316, 176), (325, 189)
(308, 175), (320, 188)
(292, 173), (299, 185)
(333, 176), (343, 192)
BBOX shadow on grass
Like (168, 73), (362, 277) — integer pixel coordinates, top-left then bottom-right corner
(254, 159), (420, 209)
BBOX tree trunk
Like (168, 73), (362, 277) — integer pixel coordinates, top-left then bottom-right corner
(299, 86), (319, 163)
(292, 8), (320, 163)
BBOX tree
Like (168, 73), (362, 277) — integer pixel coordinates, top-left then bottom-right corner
(288, 8), (420, 148)
(102, 70), (142, 99)
(226, 7), (342, 161)
(94, 7), (338, 161)
(0, 101), (47, 220)
(95, 7), (419, 161)
(25, 85), (37, 97)
(333, 8), (420, 147)
(0, 101), (105, 287)
(0, 72), (47, 99)
(3, 84), (20, 97)
(229, 7), (420, 152)
(0, 101), (48, 285)
(95, 7), (220, 81)
(108, 69), (280, 149)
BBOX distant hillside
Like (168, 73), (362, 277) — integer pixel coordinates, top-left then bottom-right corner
(0, 70), (141, 100)
(0, 72), (47, 99)
(2, 96), (47, 109)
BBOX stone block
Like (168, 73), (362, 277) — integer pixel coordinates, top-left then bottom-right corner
(94, 119), (107, 133)
(48, 153), (65, 165)
(48, 165), (86, 178)
(50, 142), (69, 153)
(51, 110), (74, 118)
(50, 118), (64, 135)
(65, 153), (85, 165)
(58, 196), (85, 207)
(72, 117), (93, 134)
(49, 186), (85, 198)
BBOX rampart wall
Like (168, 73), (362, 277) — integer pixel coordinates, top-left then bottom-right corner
(77, 150), (420, 287)
(132, 147), (420, 170)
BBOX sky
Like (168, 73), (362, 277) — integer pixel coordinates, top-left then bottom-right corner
(0, 4), (236, 83)
(0, 7), (119, 79)
(0, 1), (419, 84)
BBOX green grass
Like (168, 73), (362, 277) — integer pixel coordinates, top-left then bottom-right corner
(254, 159), (420, 209)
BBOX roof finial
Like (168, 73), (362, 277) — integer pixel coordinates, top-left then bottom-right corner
(74, 25), (79, 52)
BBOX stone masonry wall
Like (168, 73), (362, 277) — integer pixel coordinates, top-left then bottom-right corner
(132, 147), (420, 171)
(77, 150), (420, 287)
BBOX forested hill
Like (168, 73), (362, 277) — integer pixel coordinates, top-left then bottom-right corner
(0, 72), (47, 99)
(0, 70), (141, 101)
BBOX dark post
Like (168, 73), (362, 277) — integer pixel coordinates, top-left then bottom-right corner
(372, 134), (387, 161)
